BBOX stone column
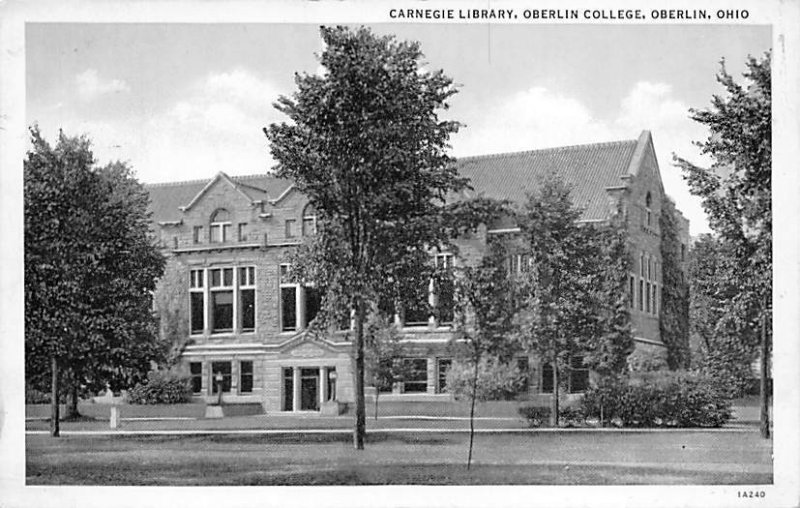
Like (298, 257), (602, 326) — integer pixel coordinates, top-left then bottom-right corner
(427, 357), (437, 394)
(296, 285), (305, 331)
(320, 367), (328, 404)
(292, 366), (301, 411)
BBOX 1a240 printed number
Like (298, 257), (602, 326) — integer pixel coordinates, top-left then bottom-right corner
(738, 491), (766, 498)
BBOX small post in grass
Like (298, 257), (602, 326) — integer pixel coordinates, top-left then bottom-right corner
(110, 406), (120, 429)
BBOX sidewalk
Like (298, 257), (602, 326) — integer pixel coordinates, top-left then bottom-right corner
(25, 398), (769, 434)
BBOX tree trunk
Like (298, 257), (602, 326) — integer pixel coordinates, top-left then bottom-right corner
(467, 356), (479, 470)
(550, 358), (559, 427)
(353, 296), (366, 450)
(759, 302), (770, 439)
(66, 377), (80, 420)
(374, 390), (379, 421)
(50, 355), (60, 437)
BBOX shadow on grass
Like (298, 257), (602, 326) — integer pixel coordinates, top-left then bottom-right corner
(26, 463), (774, 486)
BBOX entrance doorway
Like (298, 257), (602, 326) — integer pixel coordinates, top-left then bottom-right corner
(300, 368), (320, 410)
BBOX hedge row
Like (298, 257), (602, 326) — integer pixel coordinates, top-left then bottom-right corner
(519, 371), (733, 428)
(127, 370), (192, 405)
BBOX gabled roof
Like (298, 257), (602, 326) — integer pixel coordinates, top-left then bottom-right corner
(146, 173), (293, 224)
(145, 132), (654, 225)
(456, 132), (648, 221)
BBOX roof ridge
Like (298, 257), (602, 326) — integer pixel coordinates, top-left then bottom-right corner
(144, 172), (278, 188)
(456, 138), (638, 163)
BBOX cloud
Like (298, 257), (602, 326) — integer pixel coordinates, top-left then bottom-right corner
(451, 81), (713, 235)
(136, 68), (284, 182)
(75, 69), (130, 101)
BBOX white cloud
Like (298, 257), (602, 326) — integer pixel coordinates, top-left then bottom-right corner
(451, 81), (713, 235)
(136, 68), (284, 182)
(75, 69), (130, 101)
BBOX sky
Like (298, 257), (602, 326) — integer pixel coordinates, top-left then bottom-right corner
(26, 23), (772, 236)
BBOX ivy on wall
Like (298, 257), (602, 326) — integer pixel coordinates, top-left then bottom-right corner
(659, 198), (691, 369)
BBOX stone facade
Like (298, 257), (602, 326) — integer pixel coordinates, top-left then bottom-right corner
(147, 131), (688, 412)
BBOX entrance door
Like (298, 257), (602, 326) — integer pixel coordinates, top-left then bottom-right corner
(300, 368), (320, 410)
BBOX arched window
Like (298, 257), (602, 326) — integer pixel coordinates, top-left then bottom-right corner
(645, 192), (653, 227)
(302, 203), (317, 236)
(209, 208), (231, 243)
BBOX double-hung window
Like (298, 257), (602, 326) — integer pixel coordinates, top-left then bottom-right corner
(209, 209), (231, 243)
(190, 269), (205, 335)
(434, 253), (455, 326)
(280, 264), (321, 332)
(239, 267), (256, 332)
(189, 266), (256, 335)
(302, 204), (317, 236)
(210, 268), (235, 333)
(403, 253), (455, 327)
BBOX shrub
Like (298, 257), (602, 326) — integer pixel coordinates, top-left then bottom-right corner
(128, 369), (192, 405)
(446, 358), (527, 402)
(517, 405), (587, 428)
(581, 371), (733, 427)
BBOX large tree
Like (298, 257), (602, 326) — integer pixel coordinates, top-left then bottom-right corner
(673, 52), (771, 438)
(689, 234), (760, 393)
(515, 173), (633, 426)
(25, 128), (165, 434)
(265, 26), (468, 449)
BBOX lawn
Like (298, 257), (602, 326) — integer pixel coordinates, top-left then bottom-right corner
(26, 430), (773, 485)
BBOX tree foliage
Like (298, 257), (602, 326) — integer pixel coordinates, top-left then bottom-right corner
(689, 234), (759, 395)
(673, 52), (771, 326)
(451, 234), (520, 468)
(514, 173), (633, 424)
(265, 26), (468, 449)
(24, 127), (165, 412)
(659, 198), (691, 369)
(673, 51), (771, 436)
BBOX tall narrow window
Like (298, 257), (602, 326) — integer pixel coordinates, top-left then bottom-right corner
(238, 223), (248, 242)
(629, 275), (635, 308)
(645, 191), (653, 227)
(282, 367), (294, 411)
(210, 268), (234, 333)
(638, 280), (644, 311)
(190, 269), (205, 334)
(517, 357), (530, 393)
(209, 209), (231, 243)
(189, 362), (202, 394)
(402, 359), (428, 393)
(302, 204), (317, 236)
(240, 361), (253, 394)
(541, 363), (554, 393)
(193, 226), (203, 244)
(280, 264), (297, 332)
(437, 358), (452, 393)
(210, 361), (232, 393)
(239, 267), (256, 332)
(653, 285), (658, 315)
(645, 282), (651, 313)
(568, 355), (589, 393)
(303, 286), (322, 328)
(434, 253), (454, 326)
(285, 219), (296, 238)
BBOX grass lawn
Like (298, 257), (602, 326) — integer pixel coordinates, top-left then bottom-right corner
(26, 431), (772, 485)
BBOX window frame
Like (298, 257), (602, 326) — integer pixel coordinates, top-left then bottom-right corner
(189, 362), (203, 394)
(239, 360), (253, 394)
(209, 209), (232, 244)
(210, 361), (232, 394)
(302, 203), (317, 236)
(189, 266), (257, 336)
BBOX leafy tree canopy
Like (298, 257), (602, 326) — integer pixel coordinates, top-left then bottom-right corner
(25, 127), (165, 395)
